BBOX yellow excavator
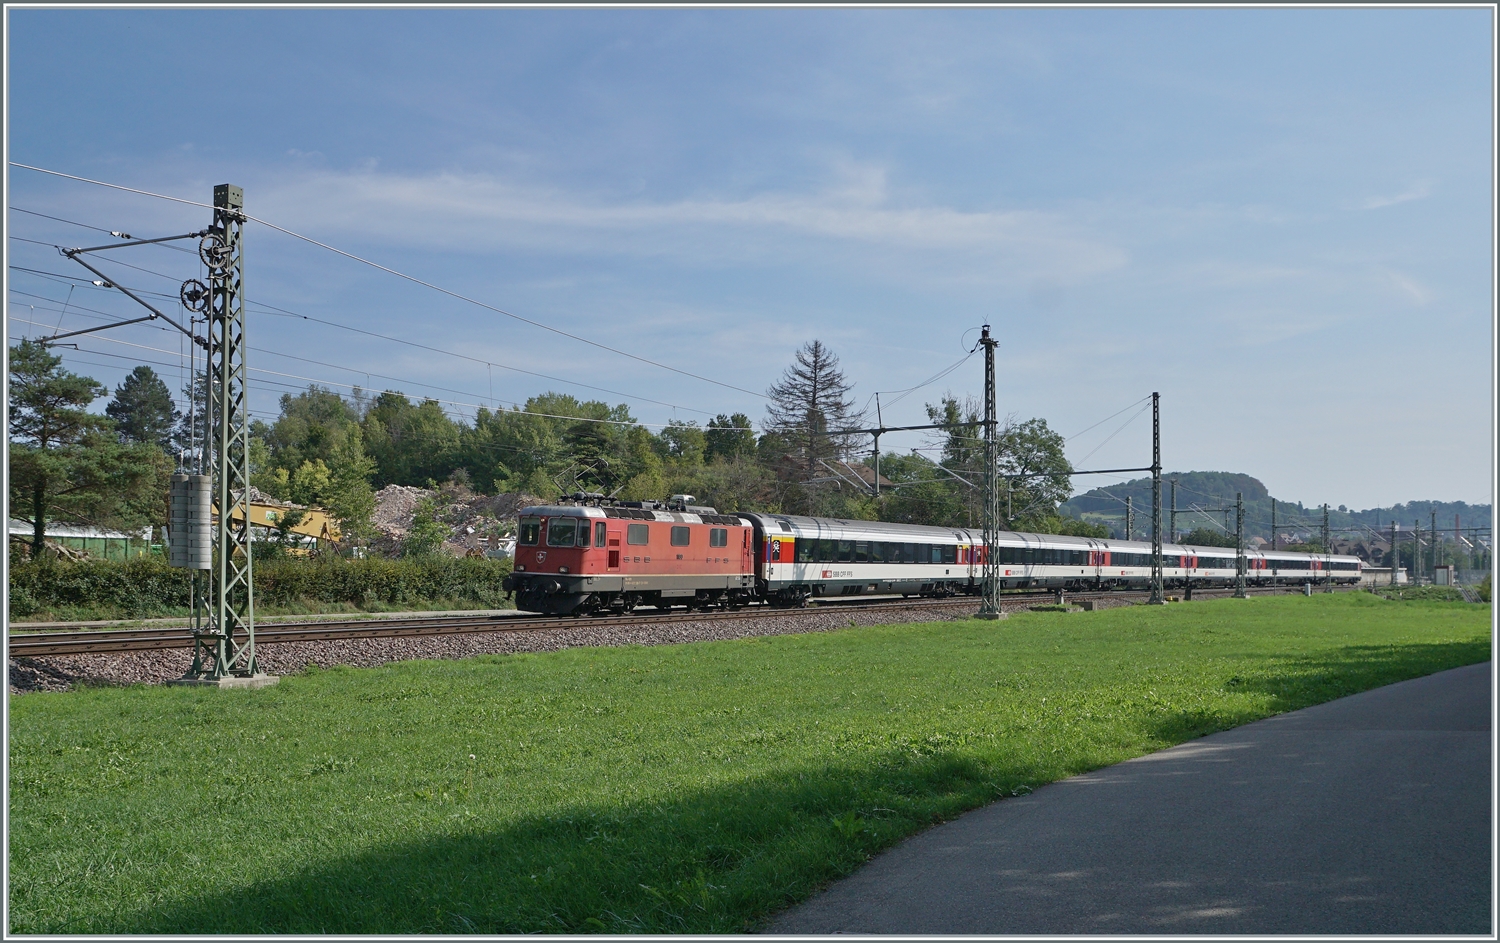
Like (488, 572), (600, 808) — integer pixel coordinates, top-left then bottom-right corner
(219, 500), (342, 550)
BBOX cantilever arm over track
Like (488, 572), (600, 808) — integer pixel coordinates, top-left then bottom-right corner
(66, 230), (208, 254)
(56, 240), (206, 347)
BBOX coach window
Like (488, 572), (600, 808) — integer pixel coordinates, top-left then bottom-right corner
(670, 526), (692, 547)
(818, 539), (835, 562)
(796, 540), (814, 563)
(519, 517), (541, 545)
(853, 541), (868, 563)
(595, 521), (607, 547)
(627, 523), (650, 545)
(547, 518), (577, 547)
(940, 544), (956, 565)
(836, 540), (853, 563)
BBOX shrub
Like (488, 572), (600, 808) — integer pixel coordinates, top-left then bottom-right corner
(9, 554), (513, 618)
(1478, 574), (1492, 603)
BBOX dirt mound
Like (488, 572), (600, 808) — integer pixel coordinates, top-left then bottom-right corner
(370, 485), (544, 557)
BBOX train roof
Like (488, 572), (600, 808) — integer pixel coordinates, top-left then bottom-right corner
(520, 505), (746, 527)
(737, 513), (976, 543)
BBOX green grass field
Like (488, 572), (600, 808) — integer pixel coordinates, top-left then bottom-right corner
(8, 593), (1491, 933)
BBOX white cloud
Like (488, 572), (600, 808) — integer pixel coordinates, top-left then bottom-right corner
(1383, 269), (1431, 306)
(249, 165), (1129, 282)
(1361, 180), (1433, 210)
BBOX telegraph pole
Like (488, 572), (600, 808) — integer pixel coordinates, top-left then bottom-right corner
(1414, 519), (1421, 584)
(1322, 503), (1332, 592)
(976, 325), (1002, 620)
(1149, 392), (1164, 604)
(1270, 498), (1278, 588)
(1125, 496), (1134, 542)
(1431, 509), (1438, 577)
(1390, 521), (1399, 585)
(1169, 477), (1178, 542)
(1233, 491), (1247, 598)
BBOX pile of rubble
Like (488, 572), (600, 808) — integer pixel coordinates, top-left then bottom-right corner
(369, 484), (543, 558)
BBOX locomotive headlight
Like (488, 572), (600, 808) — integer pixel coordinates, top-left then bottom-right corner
(516, 565), (526, 571)
(558, 566), (570, 573)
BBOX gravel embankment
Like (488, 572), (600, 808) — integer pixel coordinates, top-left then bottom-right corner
(12, 598), (1106, 694)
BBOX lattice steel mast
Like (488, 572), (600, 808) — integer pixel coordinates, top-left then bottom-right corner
(977, 325), (1002, 620)
(1149, 392), (1164, 604)
(186, 184), (260, 680)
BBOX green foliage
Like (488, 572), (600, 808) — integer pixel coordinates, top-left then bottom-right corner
(105, 365), (179, 453)
(1477, 574), (1491, 603)
(402, 497), (451, 558)
(1370, 584), (1468, 603)
(7, 594), (1488, 933)
(8, 555), (514, 619)
(8, 341), (168, 558)
(705, 413), (755, 463)
(1032, 515), (1111, 538)
(1182, 527), (1238, 548)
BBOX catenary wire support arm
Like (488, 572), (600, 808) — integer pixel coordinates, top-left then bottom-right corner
(55, 248), (205, 346)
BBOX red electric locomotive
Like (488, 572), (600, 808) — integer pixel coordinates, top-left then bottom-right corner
(502, 495), (754, 614)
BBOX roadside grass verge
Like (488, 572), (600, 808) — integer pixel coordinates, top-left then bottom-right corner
(8, 593), (1490, 933)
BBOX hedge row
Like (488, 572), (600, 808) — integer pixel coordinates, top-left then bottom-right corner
(8, 555), (513, 618)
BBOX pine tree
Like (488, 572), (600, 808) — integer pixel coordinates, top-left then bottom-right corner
(764, 340), (859, 479)
(8, 341), (162, 558)
(105, 365), (179, 452)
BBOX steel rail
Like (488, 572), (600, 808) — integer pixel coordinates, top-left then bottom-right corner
(7, 585), (1346, 659)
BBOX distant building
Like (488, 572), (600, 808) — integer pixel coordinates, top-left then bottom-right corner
(8, 519), (154, 561)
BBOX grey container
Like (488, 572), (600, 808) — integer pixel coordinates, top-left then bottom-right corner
(168, 473), (212, 569)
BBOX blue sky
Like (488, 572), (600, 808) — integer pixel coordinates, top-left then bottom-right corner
(5, 7), (1494, 510)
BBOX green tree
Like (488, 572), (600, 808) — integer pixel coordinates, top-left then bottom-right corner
(402, 497), (449, 558)
(705, 413), (755, 463)
(997, 417), (1073, 530)
(363, 392), (463, 487)
(1181, 527), (1237, 548)
(8, 342), (163, 558)
(105, 365), (178, 453)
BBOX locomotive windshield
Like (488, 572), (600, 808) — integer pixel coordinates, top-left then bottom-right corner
(518, 517), (541, 545)
(546, 518), (578, 547)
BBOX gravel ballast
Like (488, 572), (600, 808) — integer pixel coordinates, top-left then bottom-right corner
(11, 598), (1095, 694)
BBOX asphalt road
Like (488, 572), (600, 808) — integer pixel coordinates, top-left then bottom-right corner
(769, 662), (1493, 935)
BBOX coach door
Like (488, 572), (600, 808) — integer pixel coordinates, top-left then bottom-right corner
(607, 529), (622, 570)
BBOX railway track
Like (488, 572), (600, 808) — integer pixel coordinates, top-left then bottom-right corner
(6, 584), (1340, 659)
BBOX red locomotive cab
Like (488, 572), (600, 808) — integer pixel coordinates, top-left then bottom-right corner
(514, 512), (607, 576)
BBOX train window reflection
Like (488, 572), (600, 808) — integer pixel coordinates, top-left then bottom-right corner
(546, 519), (577, 547)
(519, 518), (541, 545)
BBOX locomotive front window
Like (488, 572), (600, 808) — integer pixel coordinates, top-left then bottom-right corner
(546, 518), (577, 547)
(670, 526), (691, 546)
(519, 518), (541, 545)
(627, 523), (650, 545)
(576, 521), (591, 547)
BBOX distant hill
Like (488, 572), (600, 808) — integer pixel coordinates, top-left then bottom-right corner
(1059, 471), (1492, 542)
